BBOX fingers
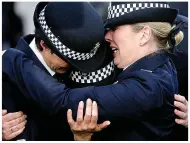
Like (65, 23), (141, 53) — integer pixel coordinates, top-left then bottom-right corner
(76, 101), (84, 125)
(67, 109), (75, 128)
(68, 99), (109, 141)
(84, 101), (98, 131)
(6, 114), (27, 128)
(2, 110), (7, 116)
(174, 109), (187, 119)
(2, 113), (27, 130)
(2, 111), (27, 140)
(174, 101), (187, 113)
(3, 111), (24, 122)
(95, 121), (111, 132)
(175, 119), (188, 127)
(3, 126), (25, 140)
(89, 101), (98, 126)
(11, 120), (27, 133)
(174, 94), (188, 127)
(2, 115), (26, 141)
(84, 99), (92, 125)
(3, 120), (27, 135)
(174, 94), (187, 105)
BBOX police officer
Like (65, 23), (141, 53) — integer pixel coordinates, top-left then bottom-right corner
(2, 2), (116, 140)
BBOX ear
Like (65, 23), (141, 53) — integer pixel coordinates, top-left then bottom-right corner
(40, 40), (49, 51)
(139, 26), (152, 46)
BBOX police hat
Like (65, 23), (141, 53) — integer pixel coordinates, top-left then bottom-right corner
(105, 2), (178, 29)
(69, 43), (122, 88)
(33, 2), (107, 72)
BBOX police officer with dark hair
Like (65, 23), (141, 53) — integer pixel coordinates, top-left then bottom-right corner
(2, 2), (116, 140)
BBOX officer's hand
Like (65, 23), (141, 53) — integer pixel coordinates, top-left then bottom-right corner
(2, 110), (27, 140)
(67, 99), (110, 141)
(174, 94), (188, 128)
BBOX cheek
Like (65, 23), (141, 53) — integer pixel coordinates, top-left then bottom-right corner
(119, 48), (128, 61)
(114, 33), (125, 44)
(49, 59), (60, 69)
(58, 59), (69, 67)
(51, 55), (63, 66)
(56, 59), (64, 66)
(46, 55), (54, 67)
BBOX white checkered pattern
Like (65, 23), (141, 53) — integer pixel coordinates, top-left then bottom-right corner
(38, 8), (100, 60)
(70, 61), (115, 83)
(107, 3), (170, 19)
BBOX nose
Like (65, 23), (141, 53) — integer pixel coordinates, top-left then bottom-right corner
(104, 30), (112, 43)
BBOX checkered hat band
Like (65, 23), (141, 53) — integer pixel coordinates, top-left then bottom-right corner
(38, 8), (100, 60)
(107, 3), (170, 19)
(70, 61), (115, 83)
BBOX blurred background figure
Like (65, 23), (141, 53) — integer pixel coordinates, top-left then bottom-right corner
(14, 2), (38, 35)
(2, 2), (23, 50)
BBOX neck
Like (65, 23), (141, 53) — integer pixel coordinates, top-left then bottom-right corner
(122, 45), (158, 69)
(141, 43), (159, 58)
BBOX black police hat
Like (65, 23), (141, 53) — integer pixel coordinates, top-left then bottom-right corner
(105, 2), (178, 29)
(33, 2), (107, 72)
(69, 43), (122, 88)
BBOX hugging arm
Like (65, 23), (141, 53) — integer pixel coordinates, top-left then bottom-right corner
(3, 48), (163, 120)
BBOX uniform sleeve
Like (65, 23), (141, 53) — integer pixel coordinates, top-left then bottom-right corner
(69, 76), (163, 120)
(3, 48), (163, 119)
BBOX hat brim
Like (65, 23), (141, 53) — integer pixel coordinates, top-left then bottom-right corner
(34, 2), (107, 73)
(105, 8), (178, 29)
(69, 44), (118, 88)
(61, 41), (107, 72)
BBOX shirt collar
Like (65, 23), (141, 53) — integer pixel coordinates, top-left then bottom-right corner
(123, 62), (133, 71)
(29, 38), (55, 76)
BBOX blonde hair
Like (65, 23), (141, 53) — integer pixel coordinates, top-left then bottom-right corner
(131, 22), (184, 50)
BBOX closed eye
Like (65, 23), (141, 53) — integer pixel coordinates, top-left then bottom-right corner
(111, 27), (117, 31)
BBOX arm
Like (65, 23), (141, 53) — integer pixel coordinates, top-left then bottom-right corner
(3, 48), (163, 119)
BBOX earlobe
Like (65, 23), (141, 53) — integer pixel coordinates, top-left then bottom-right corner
(139, 32), (145, 46)
(40, 40), (48, 50)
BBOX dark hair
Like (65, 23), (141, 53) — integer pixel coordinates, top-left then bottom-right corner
(34, 29), (43, 51)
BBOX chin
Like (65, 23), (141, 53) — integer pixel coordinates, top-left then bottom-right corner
(114, 61), (121, 69)
(113, 60), (117, 65)
(114, 58), (119, 65)
(57, 71), (66, 74)
(114, 61), (125, 69)
(116, 65), (123, 69)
